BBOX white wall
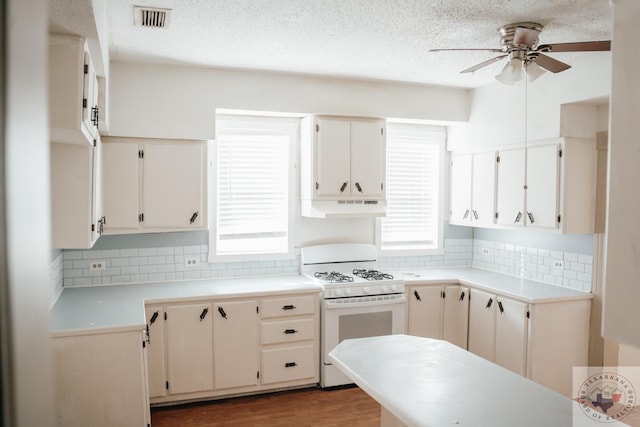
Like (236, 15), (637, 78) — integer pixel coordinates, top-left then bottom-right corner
(3, 0), (55, 425)
(602, 0), (640, 348)
(108, 62), (470, 140)
(447, 54), (611, 151)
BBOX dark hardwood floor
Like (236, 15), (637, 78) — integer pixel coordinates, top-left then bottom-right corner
(150, 386), (380, 427)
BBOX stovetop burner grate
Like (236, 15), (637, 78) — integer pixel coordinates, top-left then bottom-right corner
(314, 271), (355, 283)
(352, 269), (394, 281)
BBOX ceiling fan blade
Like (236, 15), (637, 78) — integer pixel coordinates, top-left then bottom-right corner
(513, 26), (540, 46)
(460, 54), (508, 74)
(430, 48), (503, 53)
(537, 41), (611, 52)
(530, 53), (571, 73)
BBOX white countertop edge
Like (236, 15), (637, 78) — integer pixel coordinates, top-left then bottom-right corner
(51, 323), (147, 338)
(141, 285), (322, 305)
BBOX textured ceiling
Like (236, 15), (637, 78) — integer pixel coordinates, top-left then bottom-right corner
(52, 0), (613, 88)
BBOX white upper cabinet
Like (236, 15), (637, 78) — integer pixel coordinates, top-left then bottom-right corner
(449, 151), (496, 227)
(496, 138), (596, 233)
(51, 137), (104, 249)
(301, 115), (386, 201)
(49, 34), (99, 146)
(102, 138), (207, 234)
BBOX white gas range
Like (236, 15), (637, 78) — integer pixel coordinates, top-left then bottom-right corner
(300, 243), (406, 388)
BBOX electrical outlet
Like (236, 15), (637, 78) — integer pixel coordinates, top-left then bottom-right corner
(482, 247), (491, 256)
(553, 260), (564, 269)
(185, 257), (200, 267)
(89, 260), (106, 270)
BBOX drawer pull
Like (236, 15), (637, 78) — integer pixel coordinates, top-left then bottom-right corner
(285, 362), (297, 368)
(284, 329), (298, 334)
(485, 298), (493, 309)
(414, 290), (422, 301)
(282, 305), (296, 311)
(217, 306), (227, 319)
(199, 308), (209, 321)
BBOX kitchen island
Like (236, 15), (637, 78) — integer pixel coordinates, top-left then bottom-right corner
(329, 335), (622, 427)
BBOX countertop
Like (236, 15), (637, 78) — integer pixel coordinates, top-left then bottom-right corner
(390, 267), (592, 303)
(50, 267), (590, 337)
(329, 335), (620, 427)
(50, 274), (320, 337)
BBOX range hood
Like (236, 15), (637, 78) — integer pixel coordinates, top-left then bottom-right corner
(301, 199), (387, 218)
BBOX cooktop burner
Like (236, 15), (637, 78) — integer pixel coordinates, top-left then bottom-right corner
(314, 271), (355, 283)
(352, 269), (394, 281)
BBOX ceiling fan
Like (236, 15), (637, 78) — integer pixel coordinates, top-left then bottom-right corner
(431, 22), (611, 84)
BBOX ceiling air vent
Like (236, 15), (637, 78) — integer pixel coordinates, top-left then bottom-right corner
(134, 6), (171, 29)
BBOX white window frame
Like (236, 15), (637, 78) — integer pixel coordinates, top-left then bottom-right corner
(375, 122), (446, 256)
(208, 114), (297, 262)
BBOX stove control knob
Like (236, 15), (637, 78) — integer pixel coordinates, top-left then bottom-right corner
(363, 287), (371, 295)
(325, 290), (333, 297)
(335, 288), (343, 297)
(381, 285), (389, 293)
(344, 288), (352, 296)
(389, 284), (397, 292)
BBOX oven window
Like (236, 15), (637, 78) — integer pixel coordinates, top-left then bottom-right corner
(338, 312), (392, 342)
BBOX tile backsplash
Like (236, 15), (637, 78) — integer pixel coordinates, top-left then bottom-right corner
(49, 235), (593, 305)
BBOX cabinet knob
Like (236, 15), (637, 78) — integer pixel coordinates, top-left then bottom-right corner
(217, 306), (227, 319)
(463, 209), (470, 220)
(355, 182), (363, 193)
(282, 305), (296, 311)
(285, 362), (297, 368)
(413, 290), (422, 302)
(340, 182), (348, 193)
(527, 211), (535, 224)
(284, 329), (298, 334)
(485, 298), (493, 309)
(514, 212), (522, 224)
(200, 307), (209, 321)
(189, 211), (199, 224)
(149, 311), (159, 325)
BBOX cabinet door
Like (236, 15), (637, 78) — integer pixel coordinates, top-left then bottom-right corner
(443, 285), (469, 349)
(467, 289), (496, 361)
(51, 143), (96, 248)
(145, 306), (166, 399)
(102, 142), (141, 231)
(350, 119), (385, 198)
(315, 117), (351, 198)
(213, 300), (259, 390)
(166, 303), (214, 394)
(471, 151), (497, 227)
(143, 142), (206, 229)
(526, 144), (559, 230)
(407, 286), (443, 339)
(496, 148), (526, 227)
(494, 297), (528, 376)
(449, 153), (472, 225)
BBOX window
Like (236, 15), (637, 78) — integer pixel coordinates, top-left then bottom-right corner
(376, 123), (446, 254)
(210, 115), (297, 260)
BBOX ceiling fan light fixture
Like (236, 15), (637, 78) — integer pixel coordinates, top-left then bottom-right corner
(525, 60), (546, 82)
(495, 57), (524, 85)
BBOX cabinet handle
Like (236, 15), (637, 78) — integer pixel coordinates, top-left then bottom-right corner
(514, 212), (522, 223)
(149, 311), (159, 325)
(527, 212), (535, 224)
(284, 329), (298, 334)
(217, 306), (227, 319)
(200, 307), (209, 321)
(340, 182), (348, 193)
(498, 301), (504, 314)
(485, 298), (493, 309)
(285, 362), (297, 368)
(459, 291), (465, 301)
(473, 210), (479, 220)
(414, 290), (422, 302)
(189, 211), (199, 224)
(282, 305), (296, 311)
(463, 209), (470, 220)
(355, 182), (363, 193)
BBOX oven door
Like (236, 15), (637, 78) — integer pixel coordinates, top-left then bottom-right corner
(321, 294), (406, 387)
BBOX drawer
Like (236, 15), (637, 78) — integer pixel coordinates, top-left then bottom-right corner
(261, 318), (315, 345)
(261, 295), (317, 319)
(261, 344), (316, 385)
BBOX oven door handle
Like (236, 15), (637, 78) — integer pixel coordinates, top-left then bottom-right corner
(323, 295), (406, 309)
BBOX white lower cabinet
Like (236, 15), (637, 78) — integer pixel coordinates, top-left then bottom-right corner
(213, 300), (259, 390)
(52, 329), (150, 427)
(145, 291), (319, 405)
(166, 303), (214, 395)
(406, 284), (469, 349)
(468, 289), (528, 376)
